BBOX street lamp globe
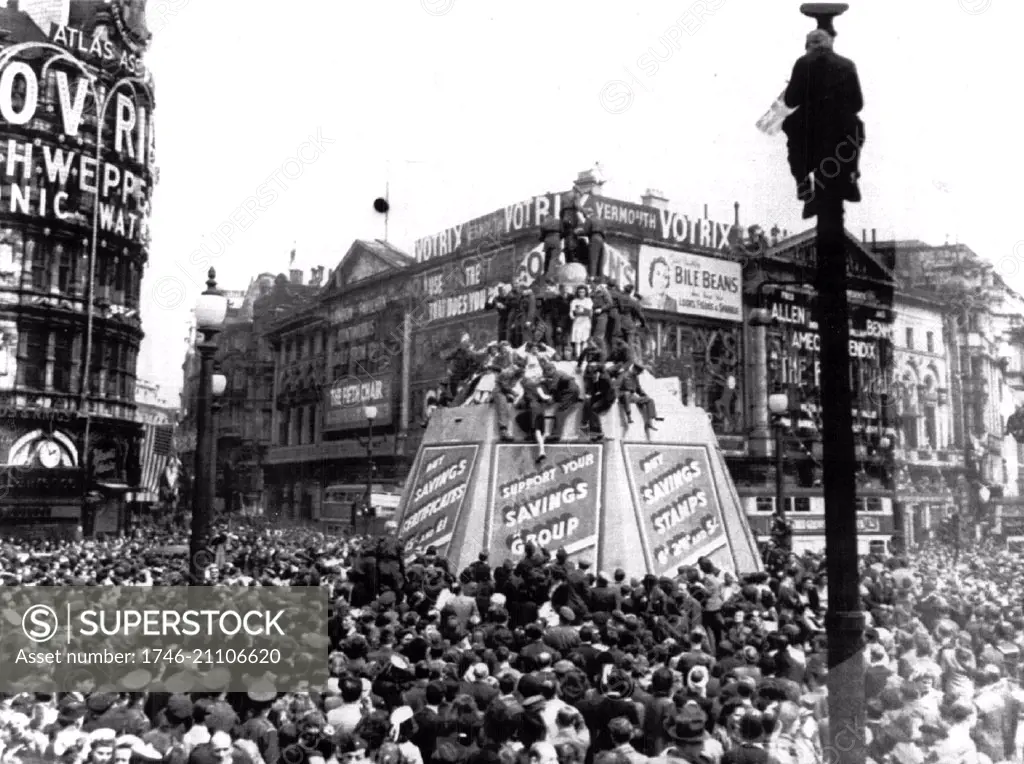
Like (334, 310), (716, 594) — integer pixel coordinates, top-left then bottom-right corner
(211, 373), (227, 397)
(768, 393), (790, 415)
(978, 485), (991, 504)
(364, 404), (378, 422)
(195, 268), (228, 331)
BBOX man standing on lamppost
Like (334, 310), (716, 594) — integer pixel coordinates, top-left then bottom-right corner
(779, 5), (866, 762)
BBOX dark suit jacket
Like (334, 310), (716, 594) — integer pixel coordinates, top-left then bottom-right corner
(783, 48), (864, 174)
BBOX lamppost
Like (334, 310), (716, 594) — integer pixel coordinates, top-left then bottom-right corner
(769, 391), (793, 550)
(976, 483), (991, 543)
(356, 404), (383, 534)
(189, 269), (227, 586)
(210, 369), (227, 522)
(780, 4), (865, 761)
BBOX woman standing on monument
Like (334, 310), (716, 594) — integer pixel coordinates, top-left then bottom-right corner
(569, 284), (593, 361)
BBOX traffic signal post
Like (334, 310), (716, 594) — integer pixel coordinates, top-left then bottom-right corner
(781, 4), (866, 762)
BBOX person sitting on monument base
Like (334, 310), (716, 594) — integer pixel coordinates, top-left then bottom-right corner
(581, 361), (617, 443)
(493, 365), (525, 443)
(539, 359), (580, 444)
(615, 362), (659, 438)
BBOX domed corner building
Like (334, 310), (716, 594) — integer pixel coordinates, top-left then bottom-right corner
(0, 0), (157, 540)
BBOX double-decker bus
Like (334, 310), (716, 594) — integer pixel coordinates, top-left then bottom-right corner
(319, 483), (402, 535)
(741, 489), (896, 555)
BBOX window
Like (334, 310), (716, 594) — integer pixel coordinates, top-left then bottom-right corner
(924, 405), (937, 449)
(53, 330), (74, 393)
(16, 327), (48, 388)
(104, 341), (118, 397)
(30, 240), (48, 291)
(19, 329), (45, 387)
(278, 410), (290, 445)
(658, 323), (679, 358)
(905, 327), (914, 350)
(58, 245), (74, 294)
(926, 331), (934, 353)
(307, 404), (316, 444)
(793, 497), (812, 512)
(755, 497), (774, 512)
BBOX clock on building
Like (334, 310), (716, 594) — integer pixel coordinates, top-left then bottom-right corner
(37, 439), (62, 469)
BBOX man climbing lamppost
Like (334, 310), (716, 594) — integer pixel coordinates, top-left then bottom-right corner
(777, 4), (867, 763)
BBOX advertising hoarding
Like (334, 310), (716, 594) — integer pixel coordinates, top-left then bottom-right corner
(623, 444), (727, 575)
(489, 445), (602, 566)
(637, 245), (742, 322)
(324, 377), (394, 430)
(399, 445), (479, 560)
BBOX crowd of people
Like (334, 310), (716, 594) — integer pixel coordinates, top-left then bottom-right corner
(431, 272), (660, 464)
(1, 521), (1023, 764)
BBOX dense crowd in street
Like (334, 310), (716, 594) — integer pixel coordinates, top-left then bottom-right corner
(1, 524), (1024, 764)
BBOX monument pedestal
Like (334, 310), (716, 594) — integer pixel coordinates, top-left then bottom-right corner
(396, 365), (762, 576)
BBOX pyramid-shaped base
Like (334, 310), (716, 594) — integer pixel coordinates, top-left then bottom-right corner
(395, 365), (762, 577)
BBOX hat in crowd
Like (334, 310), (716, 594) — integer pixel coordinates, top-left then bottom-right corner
(163, 694), (193, 725)
(86, 693), (116, 716)
(664, 702), (707, 743)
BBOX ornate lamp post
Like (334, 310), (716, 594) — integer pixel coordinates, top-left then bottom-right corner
(189, 269), (227, 586)
(210, 369), (227, 520)
(356, 404), (384, 534)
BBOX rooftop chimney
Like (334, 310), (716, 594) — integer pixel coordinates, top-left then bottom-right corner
(289, 269), (304, 286)
(871, 229), (877, 246)
(310, 266), (324, 287)
(575, 168), (605, 196)
(641, 188), (669, 210)
(734, 202), (740, 226)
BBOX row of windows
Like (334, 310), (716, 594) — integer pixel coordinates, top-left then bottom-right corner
(905, 328), (936, 353)
(15, 325), (138, 399)
(755, 496), (885, 512)
(277, 405), (317, 447)
(0, 229), (143, 306)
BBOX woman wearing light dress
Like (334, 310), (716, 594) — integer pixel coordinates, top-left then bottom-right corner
(569, 285), (593, 360)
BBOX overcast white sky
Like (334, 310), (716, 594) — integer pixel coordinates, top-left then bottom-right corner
(139, 0), (1024, 397)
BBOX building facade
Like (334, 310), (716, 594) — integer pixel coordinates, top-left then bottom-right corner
(0, 0), (155, 538)
(733, 230), (898, 553)
(261, 174), (756, 521)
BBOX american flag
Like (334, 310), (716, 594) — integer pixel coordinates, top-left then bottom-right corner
(136, 423), (175, 502)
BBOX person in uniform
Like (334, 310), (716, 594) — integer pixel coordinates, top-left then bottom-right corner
(590, 282), (614, 355)
(513, 281), (537, 348)
(486, 283), (514, 343)
(540, 218), (563, 283)
(583, 217), (607, 281)
(552, 284), (574, 361)
(375, 532), (406, 597)
(614, 283), (648, 359)
(540, 360), (580, 443)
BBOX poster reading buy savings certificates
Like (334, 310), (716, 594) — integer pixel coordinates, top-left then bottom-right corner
(399, 445), (479, 562)
(623, 444), (727, 576)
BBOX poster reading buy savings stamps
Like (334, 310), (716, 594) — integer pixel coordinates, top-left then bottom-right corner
(489, 444), (603, 566)
(623, 444), (727, 576)
(399, 445), (479, 562)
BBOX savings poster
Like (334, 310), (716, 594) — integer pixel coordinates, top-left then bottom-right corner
(623, 444), (727, 575)
(489, 444), (603, 566)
